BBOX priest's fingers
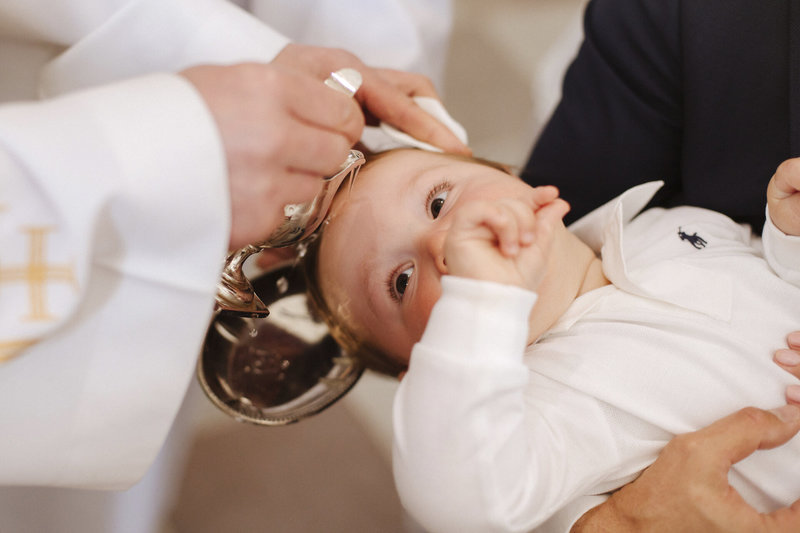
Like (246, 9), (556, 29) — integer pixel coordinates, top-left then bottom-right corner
(356, 70), (470, 154)
(227, 169), (320, 250)
(181, 62), (366, 248)
(274, 43), (470, 155)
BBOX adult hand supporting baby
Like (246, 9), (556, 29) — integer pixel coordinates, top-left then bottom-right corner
(571, 405), (800, 533)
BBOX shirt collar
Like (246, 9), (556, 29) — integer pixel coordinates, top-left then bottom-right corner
(549, 181), (732, 335)
(567, 181), (664, 253)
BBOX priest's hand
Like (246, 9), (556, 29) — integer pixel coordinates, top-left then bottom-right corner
(273, 44), (470, 156)
(181, 62), (364, 250)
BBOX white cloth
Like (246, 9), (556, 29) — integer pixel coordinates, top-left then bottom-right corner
(362, 96), (469, 153)
(393, 182), (800, 533)
(0, 0), (288, 489)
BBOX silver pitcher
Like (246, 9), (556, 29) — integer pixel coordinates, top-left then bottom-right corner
(198, 68), (367, 425)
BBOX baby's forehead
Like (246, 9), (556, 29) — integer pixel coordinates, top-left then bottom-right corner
(357, 149), (475, 182)
(363, 148), (444, 170)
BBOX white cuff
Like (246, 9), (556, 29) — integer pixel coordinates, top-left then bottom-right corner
(420, 275), (537, 364)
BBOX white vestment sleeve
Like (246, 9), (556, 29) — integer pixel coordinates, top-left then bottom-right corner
(38, 0), (290, 97)
(763, 205), (800, 287)
(393, 275), (546, 533)
(0, 73), (228, 488)
(0, 0), (296, 489)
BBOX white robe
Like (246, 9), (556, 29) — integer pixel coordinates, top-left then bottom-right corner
(0, 0), (289, 489)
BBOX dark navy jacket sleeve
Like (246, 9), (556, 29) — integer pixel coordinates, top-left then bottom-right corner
(524, 0), (797, 233)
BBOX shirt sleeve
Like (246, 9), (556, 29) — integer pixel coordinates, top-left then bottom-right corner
(0, 73), (229, 488)
(393, 275), (570, 532)
(762, 205), (800, 287)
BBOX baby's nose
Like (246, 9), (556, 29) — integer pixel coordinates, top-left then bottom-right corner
(424, 229), (448, 275)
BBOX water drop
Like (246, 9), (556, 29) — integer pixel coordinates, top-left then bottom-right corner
(276, 276), (289, 294)
(249, 327), (258, 338)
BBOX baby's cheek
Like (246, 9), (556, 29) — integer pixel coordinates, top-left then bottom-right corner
(409, 278), (443, 340)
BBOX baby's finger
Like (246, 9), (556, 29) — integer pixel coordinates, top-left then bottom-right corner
(485, 203), (522, 257)
(532, 199), (570, 248)
(536, 199), (571, 231)
(498, 198), (538, 247)
(529, 185), (561, 209)
(772, 159), (800, 197)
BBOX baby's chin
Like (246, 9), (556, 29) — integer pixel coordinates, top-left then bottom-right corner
(389, 339), (415, 367)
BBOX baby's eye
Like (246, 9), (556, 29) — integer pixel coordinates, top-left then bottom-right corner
(394, 266), (414, 300)
(430, 189), (448, 219)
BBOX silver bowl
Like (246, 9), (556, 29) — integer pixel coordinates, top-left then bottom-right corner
(197, 262), (364, 425)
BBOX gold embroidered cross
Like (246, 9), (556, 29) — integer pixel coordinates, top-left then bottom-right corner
(0, 226), (77, 321)
(0, 339), (38, 363)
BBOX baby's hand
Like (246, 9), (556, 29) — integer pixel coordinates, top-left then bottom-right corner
(767, 158), (800, 236)
(443, 186), (570, 293)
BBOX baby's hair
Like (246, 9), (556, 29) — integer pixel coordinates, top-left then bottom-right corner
(303, 232), (405, 377)
(301, 148), (514, 378)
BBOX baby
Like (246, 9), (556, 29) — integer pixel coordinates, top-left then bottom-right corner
(302, 148), (800, 532)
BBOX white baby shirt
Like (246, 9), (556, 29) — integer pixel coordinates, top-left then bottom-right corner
(393, 182), (800, 533)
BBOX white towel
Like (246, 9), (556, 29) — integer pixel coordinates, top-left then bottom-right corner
(360, 96), (469, 152)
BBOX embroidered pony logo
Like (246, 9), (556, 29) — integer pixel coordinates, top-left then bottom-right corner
(678, 227), (707, 249)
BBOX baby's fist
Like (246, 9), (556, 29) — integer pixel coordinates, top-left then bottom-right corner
(768, 158), (800, 236)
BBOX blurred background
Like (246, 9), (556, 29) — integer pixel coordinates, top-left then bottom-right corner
(0, 0), (586, 531)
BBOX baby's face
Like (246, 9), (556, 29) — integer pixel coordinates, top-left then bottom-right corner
(318, 149), (540, 365)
